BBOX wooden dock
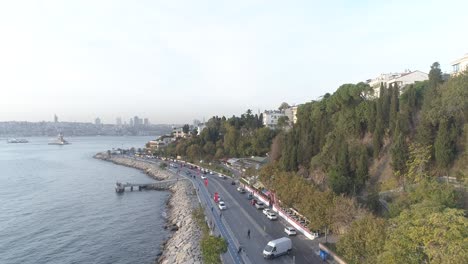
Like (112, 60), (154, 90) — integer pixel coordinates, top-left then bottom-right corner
(115, 178), (185, 193)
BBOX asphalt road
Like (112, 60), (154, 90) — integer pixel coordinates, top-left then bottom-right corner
(133, 156), (323, 264)
(178, 165), (323, 264)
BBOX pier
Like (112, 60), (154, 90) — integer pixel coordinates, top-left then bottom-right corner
(115, 178), (185, 193)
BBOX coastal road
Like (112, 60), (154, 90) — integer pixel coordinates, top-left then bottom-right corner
(134, 156), (323, 264)
(178, 165), (323, 264)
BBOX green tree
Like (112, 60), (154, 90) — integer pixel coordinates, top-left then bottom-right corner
(355, 146), (369, 191)
(329, 141), (352, 194)
(378, 202), (468, 264)
(405, 143), (432, 184)
(428, 62), (443, 89)
(277, 116), (290, 129)
(389, 83), (399, 135)
(434, 119), (455, 170)
(337, 215), (386, 264)
(391, 123), (408, 175)
(182, 124), (190, 134)
(278, 102), (290, 111)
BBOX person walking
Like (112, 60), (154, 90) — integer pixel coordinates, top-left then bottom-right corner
(247, 229), (250, 239)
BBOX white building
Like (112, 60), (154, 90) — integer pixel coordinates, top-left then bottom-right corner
(263, 110), (286, 128)
(451, 54), (468, 75)
(366, 70), (428, 97)
(284, 105), (299, 124)
(197, 123), (206, 135)
(388, 70), (428, 89)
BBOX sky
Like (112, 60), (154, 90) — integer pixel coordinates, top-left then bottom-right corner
(0, 0), (466, 124)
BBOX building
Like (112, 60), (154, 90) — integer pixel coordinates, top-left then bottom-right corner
(116, 117), (122, 126)
(95, 117), (102, 126)
(284, 105), (300, 124)
(54, 114), (58, 123)
(133, 116), (142, 127)
(197, 123), (206, 135)
(387, 70), (428, 89)
(451, 54), (468, 75)
(173, 127), (189, 138)
(366, 70), (428, 97)
(147, 135), (173, 151)
(262, 110), (286, 128)
(144, 118), (149, 126)
(129, 118), (134, 127)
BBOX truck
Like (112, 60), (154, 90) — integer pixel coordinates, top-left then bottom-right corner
(263, 237), (292, 259)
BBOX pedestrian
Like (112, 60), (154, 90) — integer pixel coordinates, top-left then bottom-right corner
(237, 246), (242, 254)
(219, 212), (222, 218)
(247, 229), (250, 239)
(211, 206), (213, 212)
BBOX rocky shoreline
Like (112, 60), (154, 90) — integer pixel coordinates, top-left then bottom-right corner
(94, 153), (202, 264)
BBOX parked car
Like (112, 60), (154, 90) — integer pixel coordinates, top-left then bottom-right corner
(247, 193), (253, 199)
(263, 237), (292, 259)
(266, 212), (278, 220)
(262, 208), (271, 216)
(231, 180), (236, 185)
(237, 187), (245, 193)
(201, 175), (206, 179)
(284, 227), (297, 236)
(255, 202), (265, 209)
(218, 201), (227, 210)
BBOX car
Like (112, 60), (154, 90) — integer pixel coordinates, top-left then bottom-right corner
(247, 193), (253, 199)
(218, 201), (227, 210)
(218, 174), (224, 178)
(201, 175), (206, 179)
(262, 208), (271, 216)
(209, 171), (214, 175)
(255, 202), (265, 209)
(237, 187), (246, 193)
(231, 180), (236, 185)
(284, 227), (297, 236)
(266, 212), (277, 220)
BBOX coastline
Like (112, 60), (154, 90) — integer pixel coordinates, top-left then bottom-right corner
(94, 153), (202, 264)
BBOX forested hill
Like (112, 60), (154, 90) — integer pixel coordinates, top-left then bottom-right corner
(261, 63), (467, 263)
(274, 62), (467, 194)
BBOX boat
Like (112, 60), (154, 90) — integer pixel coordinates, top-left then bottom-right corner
(7, 138), (29, 143)
(48, 133), (70, 145)
(115, 182), (125, 193)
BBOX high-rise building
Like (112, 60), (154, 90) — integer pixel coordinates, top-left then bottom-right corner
(54, 114), (58, 123)
(116, 117), (122, 126)
(133, 116), (142, 126)
(144, 118), (149, 126)
(95, 117), (102, 126)
(129, 118), (134, 127)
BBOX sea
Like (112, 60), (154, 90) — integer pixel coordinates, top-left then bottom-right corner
(0, 136), (170, 264)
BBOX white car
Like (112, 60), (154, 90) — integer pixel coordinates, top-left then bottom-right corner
(266, 212), (277, 220)
(218, 201), (227, 210)
(201, 175), (206, 179)
(237, 187), (246, 193)
(284, 226), (297, 236)
(209, 171), (214, 175)
(262, 208), (271, 216)
(255, 202), (265, 209)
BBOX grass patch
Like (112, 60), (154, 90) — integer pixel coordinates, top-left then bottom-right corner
(192, 206), (228, 264)
(159, 163), (167, 170)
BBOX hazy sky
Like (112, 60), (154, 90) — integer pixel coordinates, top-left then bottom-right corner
(0, 0), (466, 124)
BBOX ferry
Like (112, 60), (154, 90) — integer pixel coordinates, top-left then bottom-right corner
(7, 138), (29, 143)
(48, 133), (70, 145)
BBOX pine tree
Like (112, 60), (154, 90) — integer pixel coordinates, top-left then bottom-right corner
(434, 119), (455, 170)
(355, 146), (369, 191)
(391, 122), (408, 175)
(373, 118), (384, 159)
(389, 83), (400, 135)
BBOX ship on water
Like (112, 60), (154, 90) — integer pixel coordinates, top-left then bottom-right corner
(7, 138), (29, 143)
(48, 133), (70, 145)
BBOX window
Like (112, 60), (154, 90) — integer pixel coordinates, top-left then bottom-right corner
(453, 63), (460, 73)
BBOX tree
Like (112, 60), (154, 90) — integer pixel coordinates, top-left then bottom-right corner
(405, 143), (432, 184)
(391, 123), (408, 175)
(277, 116), (290, 129)
(355, 146), (369, 191)
(373, 118), (384, 158)
(378, 202), (468, 264)
(329, 142), (352, 194)
(278, 102), (290, 111)
(428, 62), (443, 89)
(389, 83), (399, 135)
(182, 124), (190, 134)
(434, 119), (455, 170)
(337, 215), (386, 264)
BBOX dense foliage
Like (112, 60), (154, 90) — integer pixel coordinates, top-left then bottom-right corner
(157, 110), (277, 162)
(193, 207), (228, 264)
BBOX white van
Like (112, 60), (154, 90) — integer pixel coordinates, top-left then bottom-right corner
(263, 237), (292, 259)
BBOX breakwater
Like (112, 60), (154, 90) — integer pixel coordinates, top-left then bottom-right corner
(94, 153), (202, 264)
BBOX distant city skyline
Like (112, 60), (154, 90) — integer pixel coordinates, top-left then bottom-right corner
(1, 0), (467, 123)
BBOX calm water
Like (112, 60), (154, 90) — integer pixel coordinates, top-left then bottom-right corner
(0, 136), (170, 264)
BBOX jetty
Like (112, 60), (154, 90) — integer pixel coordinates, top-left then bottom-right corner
(115, 178), (185, 193)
